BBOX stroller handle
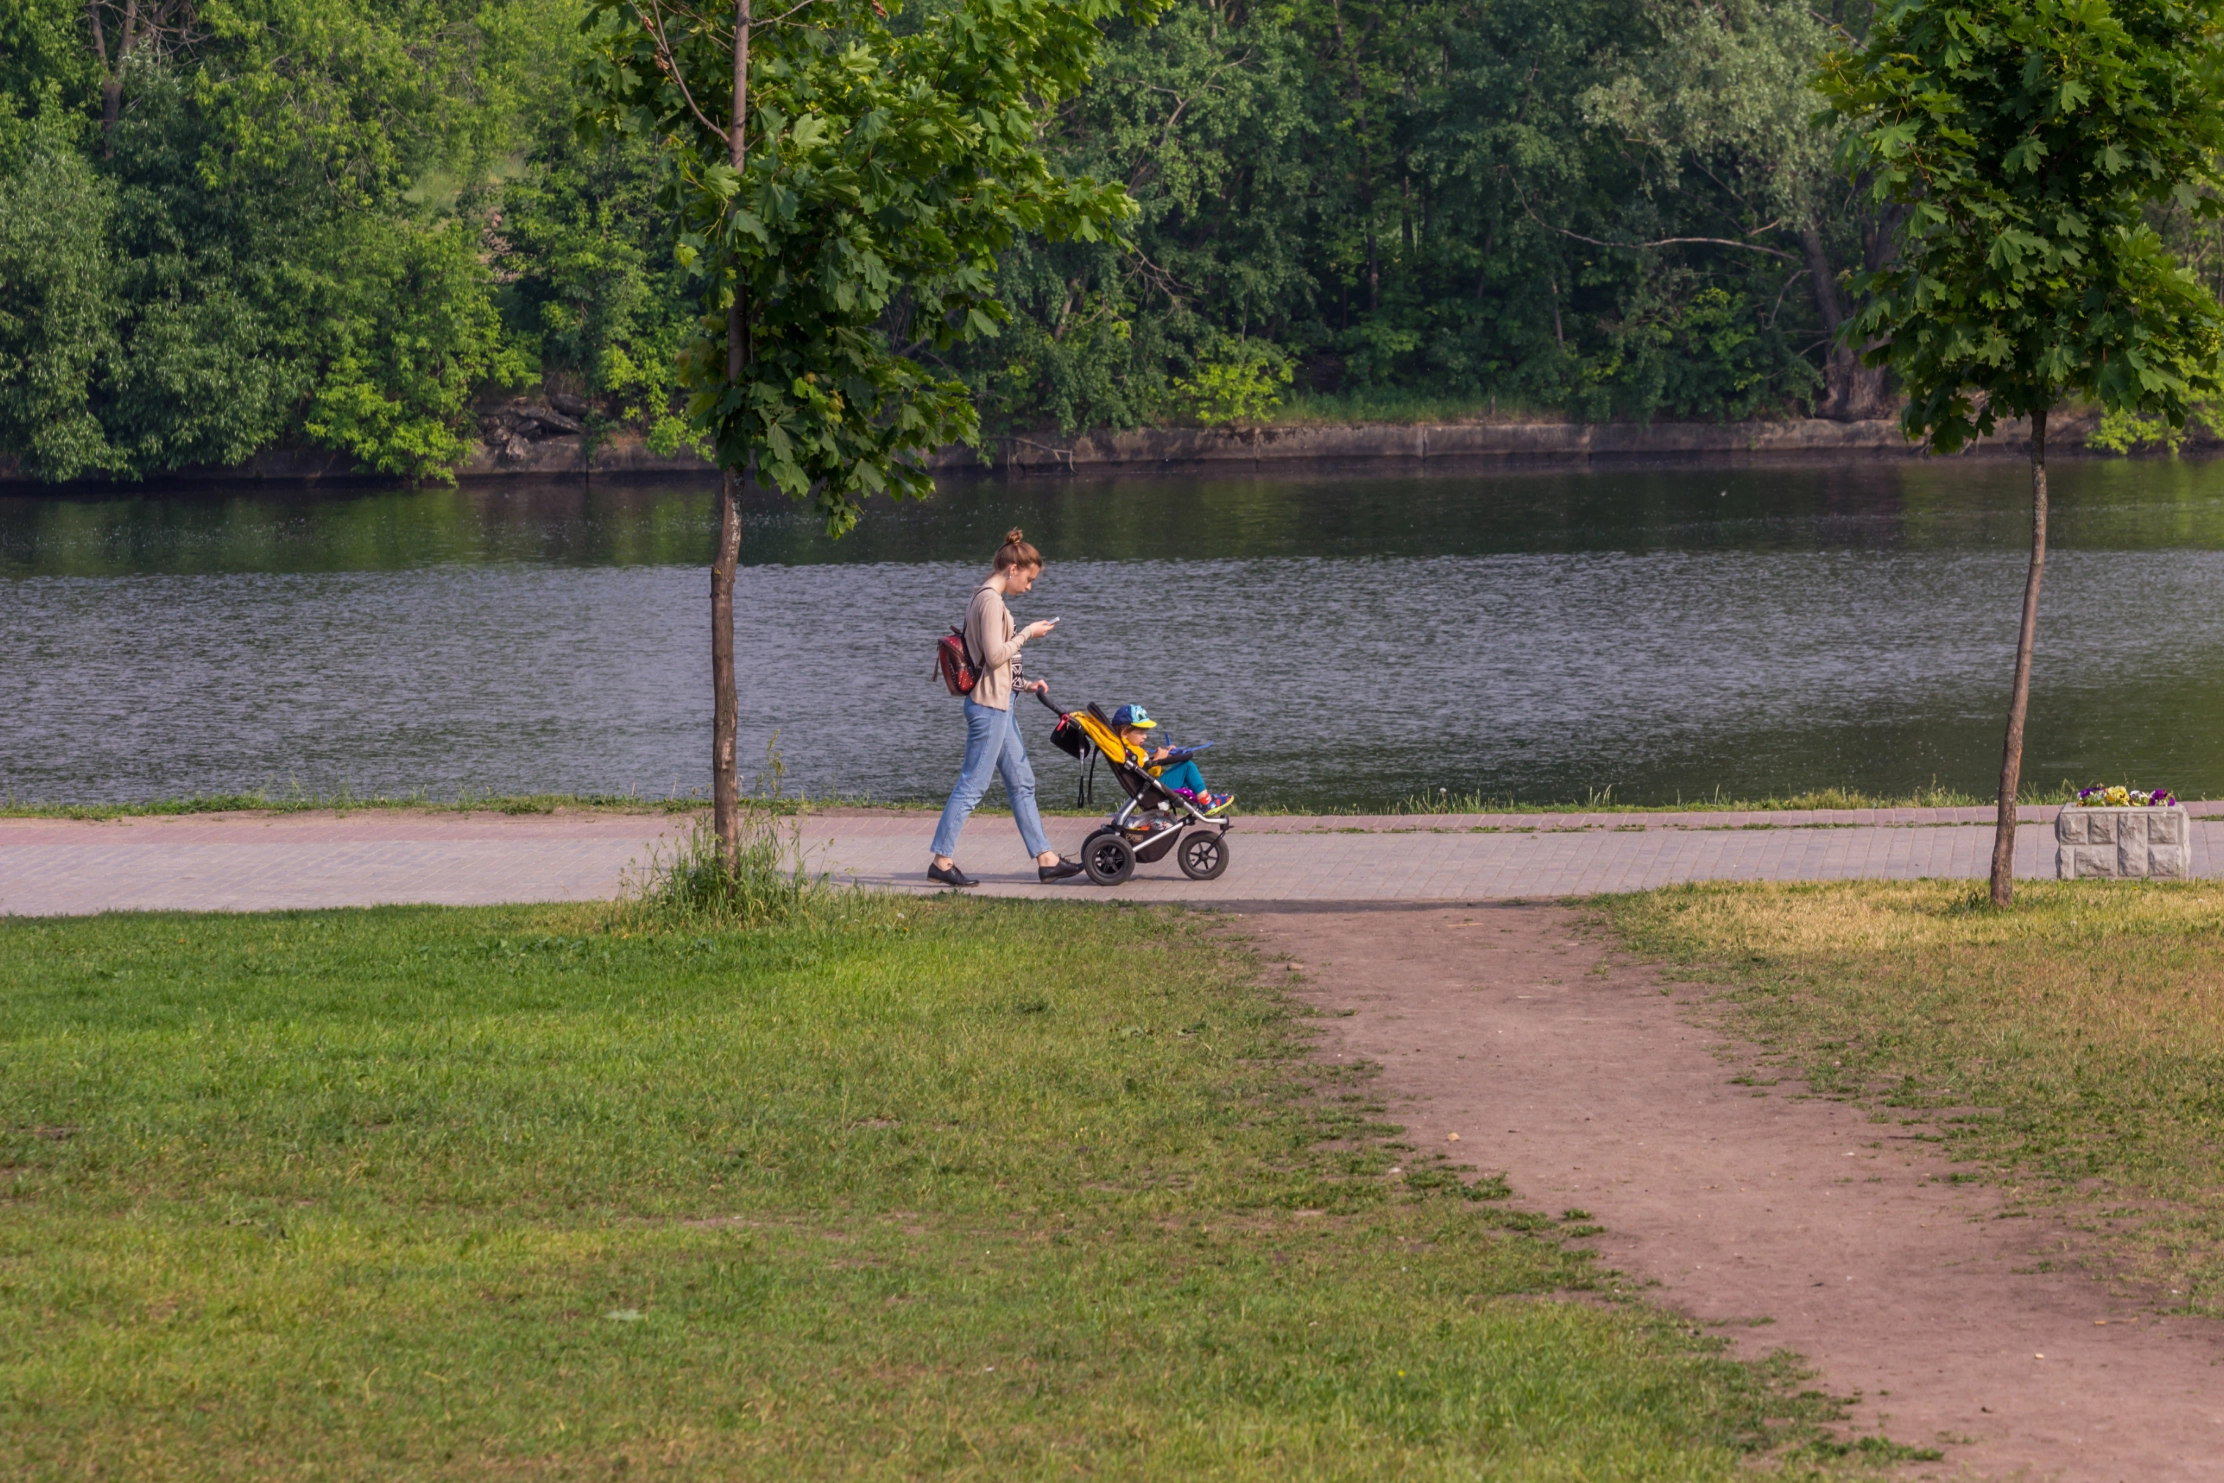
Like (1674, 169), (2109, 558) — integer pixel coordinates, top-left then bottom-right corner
(1029, 685), (1064, 715)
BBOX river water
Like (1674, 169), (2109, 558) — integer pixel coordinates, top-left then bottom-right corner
(5, 458), (2223, 810)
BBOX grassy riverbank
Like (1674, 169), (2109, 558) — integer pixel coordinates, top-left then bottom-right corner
(2, 781), (2096, 821)
(1604, 880), (2224, 1318)
(0, 787), (704, 820)
(1379, 782), (2088, 814)
(0, 896), (1877, 1479)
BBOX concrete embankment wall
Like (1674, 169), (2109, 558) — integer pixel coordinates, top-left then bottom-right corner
(0, 409), (2141, 487)
(935, 404), (2128, 470)
(942, 417), (1936, 471)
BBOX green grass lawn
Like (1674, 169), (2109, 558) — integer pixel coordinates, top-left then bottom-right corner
(1604, 880), (2224, 1318)
(0, 896), (1877, 1479)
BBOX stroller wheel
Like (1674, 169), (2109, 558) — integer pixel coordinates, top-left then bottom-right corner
(1083, 832), (1135, 886)
(1177, 830), (1230, 881)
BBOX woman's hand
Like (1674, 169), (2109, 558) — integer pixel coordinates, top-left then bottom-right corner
(1020, 618), (1057, 641)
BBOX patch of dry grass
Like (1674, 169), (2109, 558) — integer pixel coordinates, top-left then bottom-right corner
(1602, 880), (2224, 1314)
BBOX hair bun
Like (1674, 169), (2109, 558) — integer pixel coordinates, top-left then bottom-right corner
(991, 528), (1042, 572)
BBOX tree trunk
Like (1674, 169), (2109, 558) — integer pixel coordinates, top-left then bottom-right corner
(1798, 219), (1895, 421)
(711, 474), (741, 866)
(1989, 407), (2048, 907)
(90, 0), (142, 155)
(711, 0), (752, 871)
(1830, 355), (1892, 421)
(1800, 222), (1850, 418)
(1800, 221), (1847, 340)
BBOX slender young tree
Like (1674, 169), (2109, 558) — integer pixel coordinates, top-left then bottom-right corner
(583, 0), (1157, 865)
(1820, 0), (2224, 906)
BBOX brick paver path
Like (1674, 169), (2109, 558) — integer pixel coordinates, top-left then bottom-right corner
(6, 803), (2223, 915)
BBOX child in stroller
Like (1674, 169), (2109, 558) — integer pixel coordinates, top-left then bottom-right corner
(1110, 704), (1233, 815)
(1039, 692), (1234, 885)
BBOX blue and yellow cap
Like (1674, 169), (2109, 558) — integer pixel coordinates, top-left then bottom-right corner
(1110, 704), (1156, 730)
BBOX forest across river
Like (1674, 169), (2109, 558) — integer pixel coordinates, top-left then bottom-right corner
(6, 0), (2027, 488)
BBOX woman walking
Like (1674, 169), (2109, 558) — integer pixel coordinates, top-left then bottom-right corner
(928, 530), (1083, 887)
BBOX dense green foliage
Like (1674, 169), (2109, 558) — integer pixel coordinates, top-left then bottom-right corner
(20, 0), (2224, 481)
(971, 0), (1899, 432)
(0, 0), (687, 482)
(0, 0), (1897, 484)
(0, 899), (1867, 1476)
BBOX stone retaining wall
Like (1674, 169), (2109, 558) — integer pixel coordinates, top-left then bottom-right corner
(4, 409), (2141, 487)
(926, 409), (2123, 472)
(2055, 805), (2192, 879)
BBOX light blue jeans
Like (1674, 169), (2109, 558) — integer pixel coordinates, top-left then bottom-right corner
(931, 697), (1052, 861)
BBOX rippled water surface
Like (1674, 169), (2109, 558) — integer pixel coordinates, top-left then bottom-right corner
(7, 458), (2224, 809)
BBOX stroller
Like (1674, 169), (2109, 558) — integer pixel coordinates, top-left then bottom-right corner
(1036, 689), (1232, 886)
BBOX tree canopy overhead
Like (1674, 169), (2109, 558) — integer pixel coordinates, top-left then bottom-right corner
(583, 0), (1159, 531)
(1821, 0), (2224, 451)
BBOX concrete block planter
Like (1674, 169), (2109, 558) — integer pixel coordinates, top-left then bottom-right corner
(2055, 805), (2191, 879)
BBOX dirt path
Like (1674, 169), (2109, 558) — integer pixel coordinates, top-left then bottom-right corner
(1242, 902), (2224, 1481)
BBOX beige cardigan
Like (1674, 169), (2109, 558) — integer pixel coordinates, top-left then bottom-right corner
(962, 580), (1026, 710)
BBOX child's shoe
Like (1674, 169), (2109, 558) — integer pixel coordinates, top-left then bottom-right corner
(1204, 791), (1235, 815)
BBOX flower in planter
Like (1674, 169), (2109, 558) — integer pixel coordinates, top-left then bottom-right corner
(2074, 785), (2177, 807)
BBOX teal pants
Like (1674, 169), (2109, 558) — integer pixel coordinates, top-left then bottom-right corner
(1153, 759), (1207, 795)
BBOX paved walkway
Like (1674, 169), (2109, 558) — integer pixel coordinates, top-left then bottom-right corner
(5, 803), (2223, 914)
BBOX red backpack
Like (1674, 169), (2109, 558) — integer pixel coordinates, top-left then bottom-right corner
(933, 624), (983, 696)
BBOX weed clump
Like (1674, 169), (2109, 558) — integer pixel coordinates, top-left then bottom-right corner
(617, 741), (821, 930)
(618, 809), (817, 931)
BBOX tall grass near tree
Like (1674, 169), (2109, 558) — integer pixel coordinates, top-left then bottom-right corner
(0, 897), (1881, 1478)
(617, 794), (815, 929)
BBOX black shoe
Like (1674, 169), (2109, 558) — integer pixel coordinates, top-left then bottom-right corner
(928, 861), (979, 888)
(1038, 857), (1084, 882)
